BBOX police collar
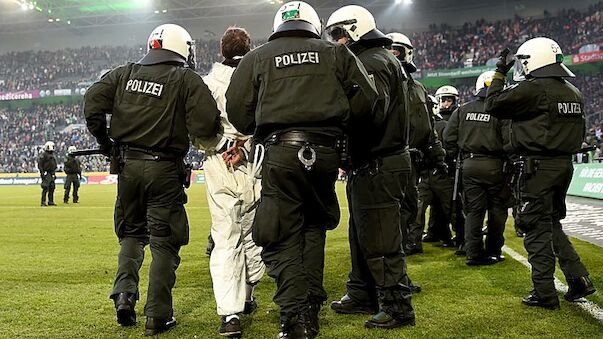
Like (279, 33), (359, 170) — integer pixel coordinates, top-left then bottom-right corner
(138, 49), (186, 67)
(348, 38), (390, 55)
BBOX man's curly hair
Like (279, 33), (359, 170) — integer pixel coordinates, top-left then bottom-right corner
(221, 26), (251, 59)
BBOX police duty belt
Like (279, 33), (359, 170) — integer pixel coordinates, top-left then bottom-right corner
(267, 131), (339, 171)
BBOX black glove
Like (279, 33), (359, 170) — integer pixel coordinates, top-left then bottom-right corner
(495, 48), (515, 75)
(99, 140), (113, 157)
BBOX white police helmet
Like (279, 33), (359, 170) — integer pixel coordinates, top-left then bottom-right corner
(67, 146), (77, 155)
(326, 5), (390, 44)
(513, 37), (574, 82)
(475, 70), (496, 95)
(44, 141), (55, 152)
(435, 85), (460, 111)
(386, 32), (416, 72)
(270, 1), (321, 41)
(138, 24), (196, 70)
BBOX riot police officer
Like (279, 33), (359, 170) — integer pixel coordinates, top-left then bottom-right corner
(486, 37), (596, 309)
(63, 145), (81, 204)
(225, 2), (378, 338)
(443, 71), (508, 265)
(326, 5), (415, 330)
(38, 141), (57, 206)
(84, 23), (221, 335)
(386, 32), (447, 255)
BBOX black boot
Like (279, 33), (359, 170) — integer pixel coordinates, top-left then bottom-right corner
(112, 292), (137, 326)
(145, 316), (177, 336)
(565, 276), (596, 301)
(219, 315), (242, 337)
(521, 291), (560, 310)
(364, 310), (416, 329)
(330, 294), (378, 314)
(277, 315), (313, 339)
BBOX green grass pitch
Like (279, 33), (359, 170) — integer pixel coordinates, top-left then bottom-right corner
(0, 184), (602, 338)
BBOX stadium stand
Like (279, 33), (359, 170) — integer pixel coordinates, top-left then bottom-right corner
(1, 2), (602, 172)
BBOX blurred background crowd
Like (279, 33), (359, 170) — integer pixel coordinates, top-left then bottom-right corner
(1, 2), (602, 173)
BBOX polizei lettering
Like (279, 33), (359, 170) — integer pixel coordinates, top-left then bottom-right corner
(274, 51), (320, 68)
(125, 79), (164, 98)
(557, 102), (582, 115)
(465, 112), (491, 122)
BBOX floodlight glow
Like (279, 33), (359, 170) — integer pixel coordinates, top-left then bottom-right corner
(67, 20), (71, 25)
(395, 0), (402, 3)
(154, 10), (159, 13)
(28, 3), (34, 9)
(48, 18), (53, 22)
(162, 9), (167, 13)
(404, 0), (413, 4)
(21, 3), (28, 10)
(55, 18), (60, 22)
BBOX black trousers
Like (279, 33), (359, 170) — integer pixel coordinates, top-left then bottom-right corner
(414, 170), (453, 243)
(253, 143), (340, 319)
(345, 152), (414, 321)
(111, 159), (189, 319)
(64, 174), (80, 202)
(516, 157), (589, 302)
(40, 173), (55, 204)
(462, 157), (507, 258)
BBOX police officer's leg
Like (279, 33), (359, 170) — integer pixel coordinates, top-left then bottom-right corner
(343, 174), (378, 309)
(550, 165), (588, 281)
(484, 169), (507, 258)
(64, 176), (72, 203)
(41, 179), (48, 205)
(145, 161), (189, 320)
(48, 179), (55, 204)
(111, 160), (148, 325)
(73, 177), (80, 203)
(431, 172), (453, 243)
(519, 170), (558, 306)
(462, 161), (488, 259)
(252, 148), (310, 330)
(415, 175), (434, 244)
(351, 169), (414, 325)
(401, 166), (419, 251)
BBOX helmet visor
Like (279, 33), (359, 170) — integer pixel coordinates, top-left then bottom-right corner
(513, 54), (528, 82)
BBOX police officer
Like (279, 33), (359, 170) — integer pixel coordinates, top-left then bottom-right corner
(38, 141), (57, 207)
(386, 32), (447, 255)
(486, 37), (596, 309)
(84, 24), (221, 335)
(326, 5), (415, 330)
(225, 2), (378, 338)
(443, 71), (508, 265)
(63, 145), (81, 204)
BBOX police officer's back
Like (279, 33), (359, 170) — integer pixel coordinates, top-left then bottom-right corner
(63, 145), (81, 204)
(226, 2), (378, 338)
(325, 5), (415, 331)
(84, 23), (220, 335)
(443, 71), (508, 265)
(486, 37), (596, 309)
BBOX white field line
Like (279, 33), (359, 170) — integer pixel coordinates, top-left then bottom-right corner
(502, 245), (603, 325)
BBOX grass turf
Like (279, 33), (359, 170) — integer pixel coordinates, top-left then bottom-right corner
(0, 183), (602, 338)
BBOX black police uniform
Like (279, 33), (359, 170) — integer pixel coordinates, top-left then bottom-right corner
(486, 75), (592, 307)
(63, 155), (81, 203)
(443, 88), (508, 262)
(226, 30), (378, 337)
(337, 39), (415, 328)
(84, 50), (221, 328)
(404, 76), (446, 253)
(38, 150), (57, 206)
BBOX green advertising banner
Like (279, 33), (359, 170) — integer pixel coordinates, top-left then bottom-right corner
(568, 163), (603, 200)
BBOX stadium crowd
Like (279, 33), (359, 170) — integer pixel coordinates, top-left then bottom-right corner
(1, 2), (602, 92)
